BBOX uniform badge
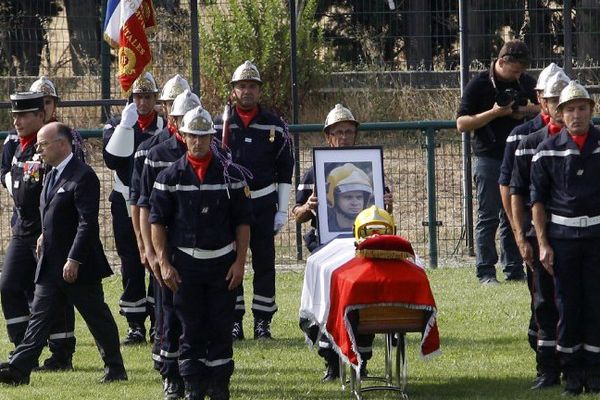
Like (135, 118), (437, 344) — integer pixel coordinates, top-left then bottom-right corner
(201, 207), (209, 214)
(269, 126), (275, 143)
(244, 186), (251, 198)
(23, 160), (42, 183)
(577, 169), (584, 176)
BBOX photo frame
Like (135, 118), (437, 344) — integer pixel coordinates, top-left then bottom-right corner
(313, 146), (385, 245)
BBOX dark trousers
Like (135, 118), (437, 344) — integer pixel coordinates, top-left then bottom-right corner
(173, 250), (235, 391)
(551, 237), (600, 374)
(110, 193), (150, 326)
(528, 237), (560, 374)
(234, 201), (276, 321)
(473, 156), (523, 279)
(159, 284), (182, 379)
(0, 235), (75, 360)
(151, 277), (163, 371)
(9, 281), (124, 376)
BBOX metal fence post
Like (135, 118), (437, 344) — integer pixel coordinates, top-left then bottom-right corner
(425, 127), (438, 269)
(563, 0), (573, 76)
(100, 0), (111, 122)
(459, 0), (474, 256)
(190, 0), (201, 94)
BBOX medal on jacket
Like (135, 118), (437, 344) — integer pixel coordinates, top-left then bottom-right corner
(23, 160), (42, 182)
(269, 126), (275, 143)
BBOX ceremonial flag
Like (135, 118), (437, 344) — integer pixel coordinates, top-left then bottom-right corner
(103, 0), (156, 94)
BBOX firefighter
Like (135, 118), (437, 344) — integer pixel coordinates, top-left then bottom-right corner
(214, 60), (294, 340)
(150, 106), (252, 400)
(103, 72), (165, 345)
(138, 89), (200, 400)
(510, 71), (570, 390)
(0, 92), (75, 370)
(326, 163), (374, 232)
(531, 81), (600, 395)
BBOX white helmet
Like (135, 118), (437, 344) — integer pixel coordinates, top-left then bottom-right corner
(558, 81), (595, 110)
(170, 89), (202, 117)
(132, 72), (160, 94)
(230, 60), (262, 85)
(159, 74), (190, 101)
(29, 76), (58, 99)
(323, 104), (359, 133)
(179, 106), (217, 136)
(542, 71), (570, 99)
(534, 63), (562, 91)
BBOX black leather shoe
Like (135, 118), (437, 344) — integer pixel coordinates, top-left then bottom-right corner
(35, 356), (73, 372)
(585, 374), (600, 394)
(100, 368), (128, 383)
(360, 361), (368, 378)
(530, 372), (560, 390)
(321, 357), (340, 382)
(164, 376), (185, 399)
(562, 372), (584, 396)
(184, 379), (207, 400)
(122, 326), (146, 345)
(0, 366), (30, 385)
(254, 319), (273, 340)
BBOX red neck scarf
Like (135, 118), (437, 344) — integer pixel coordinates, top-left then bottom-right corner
(175, 132), (186, 146)
(187, 151), (213, 183)
(19, 133), (37, 152)
(236, 105), (258, 129)
(167, 122), (177, 136)
(548, 122), (562, 136)
(137, 111), (156, 132)
(570, 131), (589, 151)
(540, 112), (551, 126)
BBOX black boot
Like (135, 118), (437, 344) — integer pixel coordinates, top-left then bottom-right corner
(585, 372), (600, 394)
(122, 323), (146, 345)
(562, 370), (584, 396)
(164, 376), (185, 399)
(184, 378), (207, 400)
(321, 352), (340, 382)
(530, 371), (560, 390)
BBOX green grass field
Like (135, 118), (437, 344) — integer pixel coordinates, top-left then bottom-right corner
(0, 267), (585, 399)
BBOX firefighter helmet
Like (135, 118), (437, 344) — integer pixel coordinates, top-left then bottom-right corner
(230, 60), (262, 85)
(132, 72), (160, 94)
(534, 63), (562, 91)
(326, 163), (373, 208)
(179, 106), (216, 136)
(29, 76), (58, 99)
(543, 71), (570, 99)
(323, 104), (359, 133)
(558, 81), (595, 110)
(159, 74), (190, 101)
(170, 89), (202, 117)
(353, 205), (396, 241)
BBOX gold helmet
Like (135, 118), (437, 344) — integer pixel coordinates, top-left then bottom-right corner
(542, 71), (570, 99)
(353, 205), (396, 242)
(170, 89), (202, 117)
(558, 81), (595, 110)
(326, 163), (373, 208)
(29, 76), (58, 99)
(230, 60), (262, 85)
(132, 72), (160, 94)
(534, 63), (562, 91)
(323, 103), (359, 133)
(179, 106), (216, 136)
(159, 74), (190, 101)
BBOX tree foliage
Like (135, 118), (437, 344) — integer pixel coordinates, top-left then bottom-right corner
(199, 0), (327, 117)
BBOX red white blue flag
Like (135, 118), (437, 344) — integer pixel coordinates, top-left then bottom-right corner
(103, 0), (156, 94)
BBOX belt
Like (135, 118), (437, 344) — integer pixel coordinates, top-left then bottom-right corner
(550, 214), (600, 228)
(177, 242), (235, 260)
(250, 183), (276, 199)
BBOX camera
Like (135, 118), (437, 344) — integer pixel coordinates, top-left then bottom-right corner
(495, 88), (528, 110)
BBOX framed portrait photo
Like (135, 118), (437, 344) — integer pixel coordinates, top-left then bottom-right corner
(313, 146), (385, 245)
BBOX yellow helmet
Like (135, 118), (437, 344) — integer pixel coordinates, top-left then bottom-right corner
(326, 163), (372, 208)
(353, 205), (396, 241)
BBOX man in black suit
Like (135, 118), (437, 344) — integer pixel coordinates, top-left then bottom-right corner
(0, 122), (127, 386)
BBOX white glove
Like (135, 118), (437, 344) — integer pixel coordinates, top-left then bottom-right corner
(120, 102), (138, 129)
(274, 211), (287, 234)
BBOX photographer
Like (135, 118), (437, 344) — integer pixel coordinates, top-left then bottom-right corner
(456, 39), (539, 285)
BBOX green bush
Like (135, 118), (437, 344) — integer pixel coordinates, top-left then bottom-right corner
(199, 0), (327, 117)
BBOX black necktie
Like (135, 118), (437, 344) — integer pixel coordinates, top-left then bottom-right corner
(44, 168), (58, 201)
